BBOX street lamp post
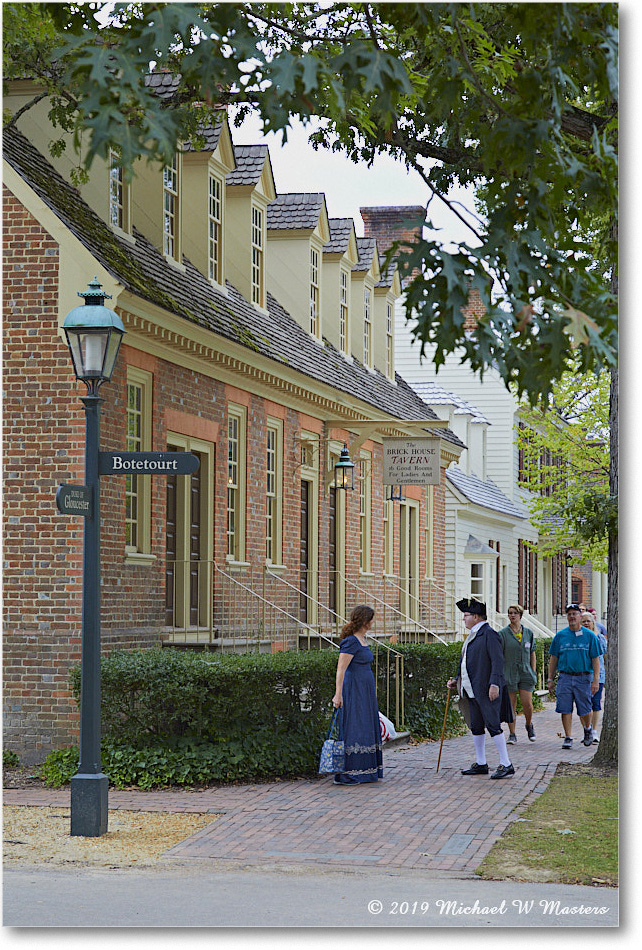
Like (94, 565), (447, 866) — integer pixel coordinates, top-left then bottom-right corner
(62, 278), (125, 837)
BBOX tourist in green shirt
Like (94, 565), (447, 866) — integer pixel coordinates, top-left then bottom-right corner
(498, 605), (537, 744)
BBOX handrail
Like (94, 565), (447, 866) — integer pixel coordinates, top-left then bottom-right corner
(341, 572), (450, 645)
(214, 562), (339, 650)
(265, 566), (405, 659)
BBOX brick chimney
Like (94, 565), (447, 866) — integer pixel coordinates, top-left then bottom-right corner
(361, 205), (486, 329)
(360, 205), (425, 255)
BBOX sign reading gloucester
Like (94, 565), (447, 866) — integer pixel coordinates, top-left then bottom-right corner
(383, 439), (440, 485)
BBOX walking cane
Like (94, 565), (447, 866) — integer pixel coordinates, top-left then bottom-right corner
(436, 686), (452, 773)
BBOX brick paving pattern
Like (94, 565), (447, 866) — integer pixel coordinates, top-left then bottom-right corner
(4, 701), (598, 873)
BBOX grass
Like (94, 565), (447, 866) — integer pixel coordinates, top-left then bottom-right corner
(476, 764), (618, 886)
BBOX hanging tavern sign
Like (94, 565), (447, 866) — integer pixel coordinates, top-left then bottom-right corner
(382, 438), (440, 485)
(98, 451), (200, 476)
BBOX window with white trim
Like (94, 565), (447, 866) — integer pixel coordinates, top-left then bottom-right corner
(340, 268), (349, 353)
(109, 150), (126, 231)
(310, 247), (320, 336)
(265, 419), (283, 563)
(470, 562), (484, 597)
(163, 154), (179, 259)
(424, 485), (434, 577)
(364, 287), (372, 366)
(386, 302), (394, 377)
(251, 205), (264, 306)
(125, 368), (152, 555)
(208, 174), (223, 283)
(227, 405), (247, 561)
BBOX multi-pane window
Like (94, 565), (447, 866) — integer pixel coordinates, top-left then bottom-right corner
(310, 247), (320, 336)
(340, 269), (348, 353)
(208, 174), (222, 283)
(364, 288), (372, 366)
(227, 415), (239, 559)
(163, 155), (179, 259)
(425, 485), (434, 577)
(227, 406), (246, 562)
(386, 302), (394, 376)
(251, 205), (264, 306)
(470, 562), (484, 597)
(109, 150), (124, 230)
(266, 427), (277, 561)
(125, 382), (142, 550)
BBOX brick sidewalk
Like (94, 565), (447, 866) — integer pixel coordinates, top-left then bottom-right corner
(3, 700), (599, 874)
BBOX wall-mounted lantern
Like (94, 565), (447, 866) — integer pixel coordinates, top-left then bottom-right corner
(385, 484), (406, 502)
(334, 443), (355, 491)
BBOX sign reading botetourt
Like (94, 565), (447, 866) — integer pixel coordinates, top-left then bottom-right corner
(98, 451), (200, 476)
(56, 484), (93, 517)
(382, 438), (440, 485)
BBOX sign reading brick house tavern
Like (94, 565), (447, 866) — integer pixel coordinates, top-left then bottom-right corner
(98, 452), (200, 476)
(382, 438), (440, 485)
(56, 484), (93, 517)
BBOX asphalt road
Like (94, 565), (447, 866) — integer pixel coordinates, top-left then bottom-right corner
(3, 862), (618, 928)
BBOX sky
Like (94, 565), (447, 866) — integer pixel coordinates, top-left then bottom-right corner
(230, 111), (478, 247)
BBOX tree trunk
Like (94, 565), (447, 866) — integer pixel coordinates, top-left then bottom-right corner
(593, 221), (618, 767)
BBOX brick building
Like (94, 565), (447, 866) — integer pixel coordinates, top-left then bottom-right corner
(3, 87), (466, 760)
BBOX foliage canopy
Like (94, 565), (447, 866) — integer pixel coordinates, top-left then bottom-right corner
(3, 2), (618, 404)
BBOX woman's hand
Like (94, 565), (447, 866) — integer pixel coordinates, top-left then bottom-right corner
(332, 692), (343, 708)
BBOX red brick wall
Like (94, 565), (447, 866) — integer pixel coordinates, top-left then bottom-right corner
(2, 189), (86, 761)
(3, 192), (447, 759)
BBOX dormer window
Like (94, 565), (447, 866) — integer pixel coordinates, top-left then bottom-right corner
(364, 287), (372, 366)
(163, 154), (179, 259)
(251, 204), (264, 306)
(340, 268), (349, 353)
(310, 247), (320, 336)
(387, 302), (394, 377)
(109, 149), (131, 234)
(208, 174), (223, 283)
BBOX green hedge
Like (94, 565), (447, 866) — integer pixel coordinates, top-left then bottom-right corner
(46, 643), (468, 789)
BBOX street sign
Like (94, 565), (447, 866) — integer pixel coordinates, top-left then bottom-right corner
(98, 451), (200, 476)
(56, 484), (93, 517)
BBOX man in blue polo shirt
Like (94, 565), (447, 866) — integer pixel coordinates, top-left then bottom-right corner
(547, 604), (603, 749)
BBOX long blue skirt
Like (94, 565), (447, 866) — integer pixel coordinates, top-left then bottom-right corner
(335, 660), (383, 785)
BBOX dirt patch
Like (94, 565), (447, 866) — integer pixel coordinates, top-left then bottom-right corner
(555, 761), (618, 779)
(3, 806), (217, 870)
(3, 766), (47, 790)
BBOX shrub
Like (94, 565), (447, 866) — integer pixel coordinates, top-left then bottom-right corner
(48, 641), (468, 788)
(3, 750), (20, 767)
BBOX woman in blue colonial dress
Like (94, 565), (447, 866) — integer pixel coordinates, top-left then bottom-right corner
(332, 605), (383, 785)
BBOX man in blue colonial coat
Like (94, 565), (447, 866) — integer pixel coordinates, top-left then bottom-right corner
(447, 598), (515, 779)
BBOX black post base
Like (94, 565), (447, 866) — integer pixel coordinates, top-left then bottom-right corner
(70, 773), (109, 837)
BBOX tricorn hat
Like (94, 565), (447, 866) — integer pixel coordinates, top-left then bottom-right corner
(456, 597), (487, 617)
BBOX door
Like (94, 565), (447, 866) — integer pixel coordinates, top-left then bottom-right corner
(165, 446), (206, 628)
(165, 473), (177, 625)
(399, 501), (419, 620)
(189, 459), (202, 626)
(328, 487), (337, 615)
(300, 481), (310, 622)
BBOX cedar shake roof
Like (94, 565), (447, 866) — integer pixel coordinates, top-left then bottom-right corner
(144, 71), (181, 100)
(226, 145), (269, 186)
(267, 193), (326, 230)
(325, 218), (354, 254)
(182, 120), (225, 153)
(353, 237), (377, 272)
(2, 126), (463, 448)
(446, 466), (528, 518)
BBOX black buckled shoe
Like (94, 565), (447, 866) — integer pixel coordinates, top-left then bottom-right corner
(461, 762), (489, 775)
(490, 763), (515, 780)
